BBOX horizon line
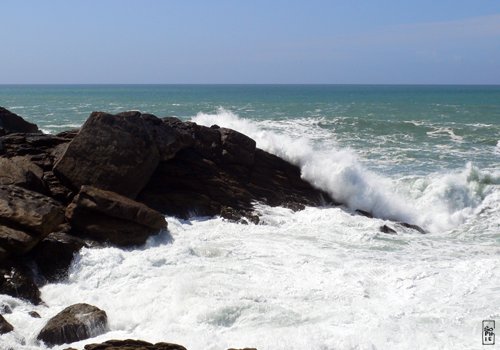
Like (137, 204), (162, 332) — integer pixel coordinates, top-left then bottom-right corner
(1, 83), (500, 86)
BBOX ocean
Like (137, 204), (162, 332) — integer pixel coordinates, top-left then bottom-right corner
(0, 85), (499, 350)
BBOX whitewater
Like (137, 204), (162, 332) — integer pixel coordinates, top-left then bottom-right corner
(1, 85), (500, 350)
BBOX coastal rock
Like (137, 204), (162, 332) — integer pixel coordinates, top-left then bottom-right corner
(0, 263), (42, 304)
(37, 303), (108, 346)
(83, 339), (187, 350)
(0, 185), (65, 259)
(0, 156), (47, 193)
(0, 314), (14, 334)
(66, 186), (167, 246)
(397, 222), (427, 234)
(29, 311), (41, 318)
(54, 111), (184, 199)
(0, 106), (39, 134)
(138, 122), (331, 220)
(379, 224), (397, 234)
(30, 231), (87, 282)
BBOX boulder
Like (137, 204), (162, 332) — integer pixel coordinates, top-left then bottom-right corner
(0, 314), (14, 334)
(84, 339), (187, 350)
(30, 231), (87, 282)
(0, 185), (65, 259)
(138, 129), (331, 221)
(0, 156), (47, 193)
(37, 303), (108, 346)
(0, 263), (42, 304)
(53, 111), (185, 199)
(66, 186), (167, 246)
(0, 107), (39, 134)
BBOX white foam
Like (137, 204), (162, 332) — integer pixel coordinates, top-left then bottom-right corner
(192, 108), (495, 232)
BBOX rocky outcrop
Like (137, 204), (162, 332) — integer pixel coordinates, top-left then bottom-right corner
(0, 185), (65, 260)
(0, 263), (42, 304)
(53, 111), (184, 199)
(0, 107), (39, 134)
(0, 156), (46, 193)
(66, 186), (167, 246)
(30, 231), (88, 282)
(37, 303), (108, 346)
(0, 314), (14, 334)
(83, 339), (187, 350)
(138, 121), (330, 220)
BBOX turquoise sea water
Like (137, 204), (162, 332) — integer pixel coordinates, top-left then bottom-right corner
(1, 85), (499, 350)
(1, 84), (499, 175)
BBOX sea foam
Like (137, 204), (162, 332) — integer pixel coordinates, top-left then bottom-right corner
(192, 108), (497, 232)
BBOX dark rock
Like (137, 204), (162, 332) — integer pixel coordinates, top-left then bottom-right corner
(42, 171), (73, 203)
(0, 314), (14, 334)
(0, 185), (65, 260)
(29, 310), (41, 318)
(397, 222), (427, 234)
(0, 156), (47, 193)
(37, 303), (108, 346)
(54, 111), (185, 199)
(355, 209), (373, 218)
(138, 122), (332, 221)
(0, 263), (42, 304)
(30, 231), (87, 282)
(0, 107), (39, 134)
(0, 133), (69, 161)
(84, 339), (187, 350)
(66, 186), (167, 246)
(379, 224), (397, 234)
(219, 127), (256, 166)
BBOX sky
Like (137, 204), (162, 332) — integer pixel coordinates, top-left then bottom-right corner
(1, 0), (500, 84)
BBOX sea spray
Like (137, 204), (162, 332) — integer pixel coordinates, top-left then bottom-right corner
(192, 108), (498, 232)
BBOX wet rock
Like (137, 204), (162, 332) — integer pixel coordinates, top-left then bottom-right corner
(30, 231), (87, 282)
(0, 185), (65, 260)
(379, 224), (397, 234)
(0, 314), (14, 334)
(84, 339), (187, 350)
(54, 111), (184, 199)
(0, 107), (39, 134)
(398, 222), (427, 234)
(0, 263), (42, 304)
(29, 311), (41, 318)
(66, 186), (167, 246)
(138, 122), (332, 220)
(37, 303), (108, 346)
(355, 209), (373, 218)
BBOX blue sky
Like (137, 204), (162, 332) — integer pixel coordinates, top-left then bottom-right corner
(1, 0), (500, 84)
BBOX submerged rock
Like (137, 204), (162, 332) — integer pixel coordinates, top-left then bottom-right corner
(0, 314), (14, 334)
(37, 303), (108, 346)
(0, 106), (39, 134)
(66, 185), (167, 246)
(83, 339), (187, 350)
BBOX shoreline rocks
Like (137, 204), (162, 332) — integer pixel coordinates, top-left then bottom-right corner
(37, 303), (108, 346)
